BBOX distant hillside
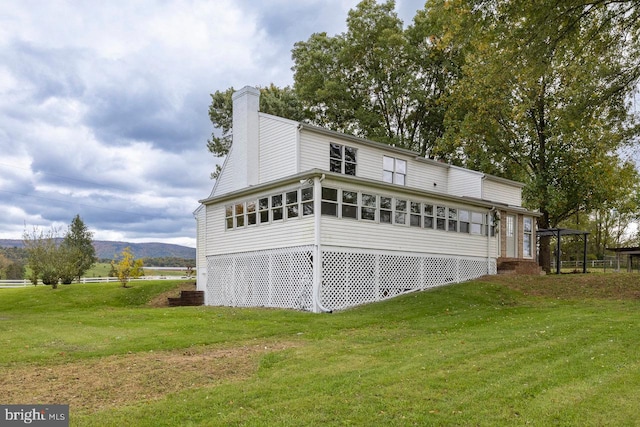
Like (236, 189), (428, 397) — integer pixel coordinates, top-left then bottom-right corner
(0, 239), (195, 260)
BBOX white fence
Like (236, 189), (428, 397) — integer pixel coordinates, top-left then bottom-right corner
(0, 276), (193, 288)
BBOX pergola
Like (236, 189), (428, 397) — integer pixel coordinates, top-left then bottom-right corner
(606, 247), (640, 272)
(537, 228), (590, 274)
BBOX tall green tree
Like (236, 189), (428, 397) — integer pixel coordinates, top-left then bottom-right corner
(60, 214), (97, 283)
(292, 0), (455, 155)
(207, 84), (307, 179)
(436, 0), (640, 271)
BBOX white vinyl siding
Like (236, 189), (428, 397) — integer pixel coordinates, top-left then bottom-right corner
(448, 167), (483, 199)
(320, 216), (493, 257)
(405, 159), (448, 194)
(211, 146), (241, 197)
(259, 114), (298, 182)
(483, 179), (522, 206)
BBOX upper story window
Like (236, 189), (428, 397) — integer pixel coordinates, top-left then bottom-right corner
(330, 143), (357, 176)
(383, 156), (406, 185)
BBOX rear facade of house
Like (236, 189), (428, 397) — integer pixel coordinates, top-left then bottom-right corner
(195, 86), (538, 312)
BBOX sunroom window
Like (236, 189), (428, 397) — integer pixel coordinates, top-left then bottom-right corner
(271, 194), (283, 221)
(471, 212), (484, 234)
(361, 193), (377, 221)
(436, 206), (446, 230)
(258, 197), (269, 223)
(447, 208), (457, 232)
(321, 187), (338, 216)
(247, 201), (257, 225)
(342, 190), (358, 219)
(395, 199), (407, 225)
(286, 190), (299, 219)
(380, 196), (392, 223)
(301, 187), (314, 216)
(459, 210), (470, 233)
(423, 204), (434, 229)
(410, 202), (421, 227)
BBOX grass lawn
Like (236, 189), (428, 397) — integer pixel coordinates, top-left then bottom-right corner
(1, 275), (639, 426)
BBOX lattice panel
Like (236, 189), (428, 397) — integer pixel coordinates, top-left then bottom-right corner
(207, 246), (495, 312)
(320, 251), (378, 311)
(320, 249), (494, 311)
(206, 246), (314, 310)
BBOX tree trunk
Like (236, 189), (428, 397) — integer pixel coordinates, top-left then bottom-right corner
(538, 212), (551, 273)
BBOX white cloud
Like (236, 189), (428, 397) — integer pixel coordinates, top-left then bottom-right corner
(0, 0), (426, 248)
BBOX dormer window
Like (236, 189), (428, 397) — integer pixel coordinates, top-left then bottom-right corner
(330, 143), (357, 175)
(383, 156), (406, 185)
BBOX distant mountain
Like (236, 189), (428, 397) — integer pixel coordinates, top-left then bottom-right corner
(0, 239), (195, 260)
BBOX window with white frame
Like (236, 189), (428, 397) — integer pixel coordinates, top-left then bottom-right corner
(342, 190), (358, 219)
(395, 199), (407, 225)
(361, 193), (377, 221)
(285, 190), (298, 219)
(225, 205), (233, 229)
(258, 197), (269, 223)
(330, 143), (357, 176)
(459, 210), (470, 233)
(321, 187), (338, 216)
(423, 204), (434, 229)
(471, 212), (484, 234)
(247, 201), (257, 225)
(448, 208), (458, 232)
(271, 194), (283, 221)
(235, 203), (246, 227)
(380, 196), (392, 223)
(523, 217), (533, 257)
(301, 187), (314, 216)
(436, 206), (446, 230)
(410, 201), (421, 227)
(383, 156), (407, 185)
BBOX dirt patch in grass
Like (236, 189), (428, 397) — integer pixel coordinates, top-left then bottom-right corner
(481, 273), (640, 300)
(147, 281), (197, 307)
(0, 341), (297, 414)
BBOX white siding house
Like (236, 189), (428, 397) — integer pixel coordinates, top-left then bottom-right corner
(196, 86), (539, 312)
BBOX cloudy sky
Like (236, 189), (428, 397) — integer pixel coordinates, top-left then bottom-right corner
(0, 0), (425, 247)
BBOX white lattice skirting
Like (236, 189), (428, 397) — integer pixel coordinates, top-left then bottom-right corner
(206, 246), (496, 312)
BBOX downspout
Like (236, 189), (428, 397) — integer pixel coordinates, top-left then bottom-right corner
(312, 174), (331, 313)
(488, 207), (496, 274)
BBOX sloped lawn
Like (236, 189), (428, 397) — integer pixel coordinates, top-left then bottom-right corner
(0, 275), (639, 426)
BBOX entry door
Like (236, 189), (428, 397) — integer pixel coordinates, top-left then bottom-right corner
(506, 215), (516, 258)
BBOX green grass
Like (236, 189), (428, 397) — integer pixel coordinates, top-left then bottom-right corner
(1, 276), (639, 426)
